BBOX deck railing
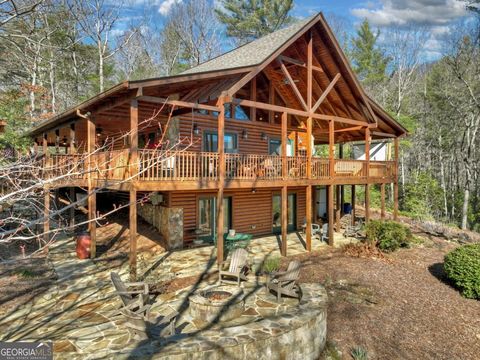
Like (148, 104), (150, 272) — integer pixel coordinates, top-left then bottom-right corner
(44, 150), (396, 183)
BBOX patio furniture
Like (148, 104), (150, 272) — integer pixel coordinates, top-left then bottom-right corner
(218, 248), (250, 286)
(343, 219), (364, 238)
(321, 223), (329, 242)
(266, 260), (302, 302)
(301, 220), (322, 240)
(110, 272), (178, 340)
(225, 232), (252, 251)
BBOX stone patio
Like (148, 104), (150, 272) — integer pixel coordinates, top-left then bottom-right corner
(0, 230), (344, 358)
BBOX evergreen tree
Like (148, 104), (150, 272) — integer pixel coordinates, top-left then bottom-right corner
(350, 19), (389, 86)
(215, 0), (294, 45)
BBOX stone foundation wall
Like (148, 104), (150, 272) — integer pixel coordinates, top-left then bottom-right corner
(137, 204), (183, 250)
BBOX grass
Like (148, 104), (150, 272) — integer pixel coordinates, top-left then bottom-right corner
(351, 346), (368, 360)
(15, 268), (41, 279)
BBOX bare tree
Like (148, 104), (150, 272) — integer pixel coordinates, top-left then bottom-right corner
(68, 0), (137, 92)
(0, 0), (44, 27)
(159, 0), (222, 74)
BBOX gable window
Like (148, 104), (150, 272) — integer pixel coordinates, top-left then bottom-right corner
(203, 131), (238, 153)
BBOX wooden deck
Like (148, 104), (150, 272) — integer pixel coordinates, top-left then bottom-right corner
(44, 150), (396, 189)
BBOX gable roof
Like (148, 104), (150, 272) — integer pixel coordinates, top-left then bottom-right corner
(182, 16), (316, 75)
(29, 12), (407, 140)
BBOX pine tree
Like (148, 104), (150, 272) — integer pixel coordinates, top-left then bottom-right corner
(350, 19), (389, 86)
(215, 0), (294, 45)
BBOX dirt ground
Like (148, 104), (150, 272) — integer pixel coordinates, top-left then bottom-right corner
(292, 238), (480, 360)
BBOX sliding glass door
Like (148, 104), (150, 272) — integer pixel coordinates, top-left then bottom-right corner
(272, 193), (296, 234)
(198, 196), (232, 240)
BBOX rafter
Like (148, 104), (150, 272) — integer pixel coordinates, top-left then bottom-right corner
(278, 59), (308, 111)
(312, 73), (341, 113)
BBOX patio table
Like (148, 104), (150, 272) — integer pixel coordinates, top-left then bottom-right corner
(225, 233), (252, 251)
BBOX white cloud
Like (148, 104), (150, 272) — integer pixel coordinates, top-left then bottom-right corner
(351, 0), (468, 27)
(158, 0), (182, 15)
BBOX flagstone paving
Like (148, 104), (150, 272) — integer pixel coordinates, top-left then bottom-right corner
(0, 231), (343, 358)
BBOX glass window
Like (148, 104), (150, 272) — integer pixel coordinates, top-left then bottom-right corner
(204, 131), (237, 153)
(269, 138), (282, 155)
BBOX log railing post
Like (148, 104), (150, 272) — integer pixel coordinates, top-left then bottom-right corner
(69, 123), (76, 228)
(129, 100), (139, 280)
(393, 137), (399, 220)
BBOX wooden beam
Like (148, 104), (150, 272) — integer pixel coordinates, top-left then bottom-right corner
(278, 55), (324, 73)
(372, 131), (396, 138)
(281, 185), (287, 256)
(311, 73), (341, 113)
(279, 60), (308, 111)
(365, 127), (370, 178)
(137, 96), (220, 112)
(282, 112), (287, 179)
(231, 98), (369, 127)
(250, 77), (256, 121)
(216, 97), (226, 264)
(327, 184), (334, 246)
(307, 32), (313, 111)
(130, 100), (139, 178)
(268, 79), (275, 124)
(129, 189), (137, 281)
(381, 183), (386, 219)
(86, 115), (96, 259)
(329, 120), (335, 177)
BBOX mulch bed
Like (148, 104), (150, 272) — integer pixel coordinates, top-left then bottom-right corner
(289, 238), (480, 360)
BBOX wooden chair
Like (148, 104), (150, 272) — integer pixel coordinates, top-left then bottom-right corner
(218, 248), (250, 286)
(266, 260), (302, 302)
(110, 272), (178, 340)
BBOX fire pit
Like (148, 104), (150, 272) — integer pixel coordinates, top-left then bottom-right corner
(189, 285), (245, 325)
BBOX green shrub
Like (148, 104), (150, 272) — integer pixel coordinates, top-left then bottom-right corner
(351, 346), (368, 360)
(262, 256), (281, 274)
(444, 244), (480, 299)
(366, 220), (412, 252)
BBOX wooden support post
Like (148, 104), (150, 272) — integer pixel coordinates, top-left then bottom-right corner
(365, 127), (370, 178)
(281, 185), (287, 256)
(329, 120), (334, 177)
(381, 183), (386, 219)
(130, 100), (139, 178)
(69, 124), (76, 228)
(335, 185), (341, 231)
(365, 184), (370, 223)
(306, 185), (312, 251)
(250, 77), (256, 122)
(42, 133), (48, 168)
(339, 144), (344, 215)
(281, 111), (288, 256)
(216, 97), (226, 264)
(327, 184), (334, 246)
(268, 80), (275, 123)
(44, 188), (50, 243)
(129, 189), (137, 281)
(393, 137), (399, 221)
(351, 185), (356, 226)
(87, 115), (96, 258)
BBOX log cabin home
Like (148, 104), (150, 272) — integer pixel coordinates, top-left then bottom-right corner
(28, 13), (407, 278)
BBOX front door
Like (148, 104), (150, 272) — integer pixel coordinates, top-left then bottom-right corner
(198, 196), (232, 240)
(272, 193), (296, 234)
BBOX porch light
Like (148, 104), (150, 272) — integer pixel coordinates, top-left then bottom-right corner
(261, 132), (267, 141)
(61, 136), (68, 146)
(96, 127), (103, 137)
(251, 188), (256, 194)
(242, 129), (248, 139)
(193, 123), (200, 136)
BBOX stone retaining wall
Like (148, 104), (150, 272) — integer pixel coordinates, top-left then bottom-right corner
(137, 203), (183, 249)
(118, 283), (327, 360)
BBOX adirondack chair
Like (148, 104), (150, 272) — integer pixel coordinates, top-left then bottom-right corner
(110, 272), (178, 340)
(218, 248), (250, 286)
(321, 223), (329, 242)
(266, 260), (302, 302)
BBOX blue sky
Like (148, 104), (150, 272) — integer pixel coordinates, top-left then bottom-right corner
(117, 0), (474, 60)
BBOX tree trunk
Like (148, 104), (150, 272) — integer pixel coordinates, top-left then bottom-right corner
(461, 187), (469, 230)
